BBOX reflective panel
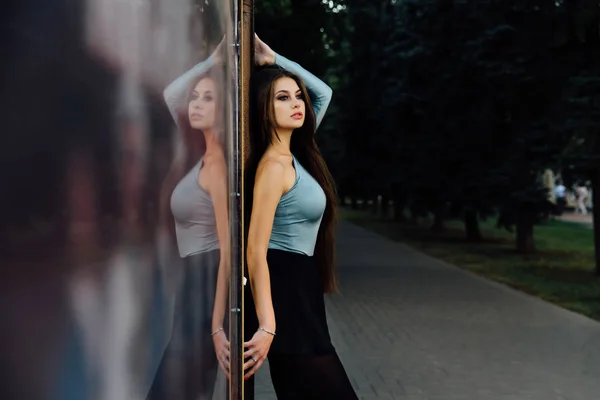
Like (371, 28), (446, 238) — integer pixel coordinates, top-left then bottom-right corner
(0, 0), (239, 399)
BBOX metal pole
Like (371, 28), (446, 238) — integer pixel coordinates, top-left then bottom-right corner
(228, 0), (253, 398)
(227, 0), (242, 397)
(240, 0), (253, 165)
(239, 0), (253, 398)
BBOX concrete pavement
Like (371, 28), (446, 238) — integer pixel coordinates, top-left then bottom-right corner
(254, 220), (600, 399)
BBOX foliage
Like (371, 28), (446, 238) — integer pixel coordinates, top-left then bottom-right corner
(256, 0), (600, 255)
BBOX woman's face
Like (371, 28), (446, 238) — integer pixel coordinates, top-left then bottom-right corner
(272, 77), (305, 131)
(188, 77), (217, 131)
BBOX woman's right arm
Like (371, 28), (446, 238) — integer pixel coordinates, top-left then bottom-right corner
(246, 160), (285, 332)
(273, 52), (332, 130)
(164, 34), (227, 124)
(163, 54), (216, 125)
(254, 35), (332, 130)
(243, 159), (286, 378)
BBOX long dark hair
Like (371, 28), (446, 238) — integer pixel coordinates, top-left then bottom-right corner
(159, 66), (225, 239)
(245, 66), (339, 293)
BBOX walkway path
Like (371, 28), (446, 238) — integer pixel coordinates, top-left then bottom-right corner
(556, 212), (593, 227)
(254, 220), (600, 399)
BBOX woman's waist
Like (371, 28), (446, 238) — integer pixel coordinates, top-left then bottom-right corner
(181, 248), (221, 268)
(176, 236), (220, 258)
(267, 235), (316, 257)
(264, 248), (318, 274)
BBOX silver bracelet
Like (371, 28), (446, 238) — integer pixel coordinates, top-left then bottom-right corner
(211, 327), (224, 336)
(259, 327), (276, 336)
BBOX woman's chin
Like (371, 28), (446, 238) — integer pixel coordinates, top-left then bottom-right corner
(287, 121), (305, 130)
(190, 122), (209, 130)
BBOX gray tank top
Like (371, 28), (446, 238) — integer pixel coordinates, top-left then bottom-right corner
(170, 159), (220, 257)
(268, 155), (326, 256)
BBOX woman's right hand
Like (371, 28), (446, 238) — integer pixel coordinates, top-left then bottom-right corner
(213, 330), (231, 378)
(243, 328), (275, 380)
(213, 35), (227, 65)
(254, 34), (275, 66)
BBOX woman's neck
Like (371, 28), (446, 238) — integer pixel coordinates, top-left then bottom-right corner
(270, 129), (292, 155)
(203, 129), (223, 157)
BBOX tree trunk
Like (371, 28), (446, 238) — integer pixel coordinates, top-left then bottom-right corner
(393, 198), (407, 222)
(464, 209), (482, 242)
(409, 209), (418, 225)
(381, 195), (389, 218)
(592, 166), (600, 276)
(370, 196), (378, 216)
(359, 193), (367, 210)
(431, 204), (446, 232)
(337, 191), (346, 208)
(516, 210), (535, 253)
(351, 197), (358, 210)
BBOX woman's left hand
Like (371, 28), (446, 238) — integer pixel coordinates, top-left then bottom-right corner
(254, 34), (275, 66)
(213, 330), (231, 378)
(243, 328), (274, 379)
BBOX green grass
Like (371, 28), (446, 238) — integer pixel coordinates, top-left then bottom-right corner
(342, 208), (600, 321)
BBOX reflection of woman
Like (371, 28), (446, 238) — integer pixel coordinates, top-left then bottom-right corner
(147, 41), (230, 400)
(243, 36), (358, 399)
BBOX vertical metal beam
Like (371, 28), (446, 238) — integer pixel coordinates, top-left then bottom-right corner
(239, 1), (253, 398)
(228, 0), (253, 399)
(240, 0), (253, 166)
(228, 0), (242, 398)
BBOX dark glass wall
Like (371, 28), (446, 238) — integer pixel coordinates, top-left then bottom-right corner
(0, 0), (239, 399)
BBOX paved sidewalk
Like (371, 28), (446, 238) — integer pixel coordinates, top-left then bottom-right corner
(556, 212), (593, 227)
(254, 220), (600, 399)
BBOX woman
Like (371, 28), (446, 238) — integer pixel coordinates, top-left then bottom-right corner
(243, 35), (358, 399)
(147, 40), (230, 400)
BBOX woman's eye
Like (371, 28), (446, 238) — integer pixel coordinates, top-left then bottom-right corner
(204, 95), (214, 101)
(277, 95), (289, 101)
(296, 94), (304, 100)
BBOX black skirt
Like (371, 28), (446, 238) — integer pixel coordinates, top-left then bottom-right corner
(174, 249), (220, 351)
(244, 249), (335, 356)
(243, 250), (358, 400)
(147, 249), (221, 400)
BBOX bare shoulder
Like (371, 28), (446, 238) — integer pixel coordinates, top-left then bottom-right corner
(255, 156), (286, 192)
(256, 156), (286, 180)
(207, 155), (227, 177)
(202, 153), (227, 194)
